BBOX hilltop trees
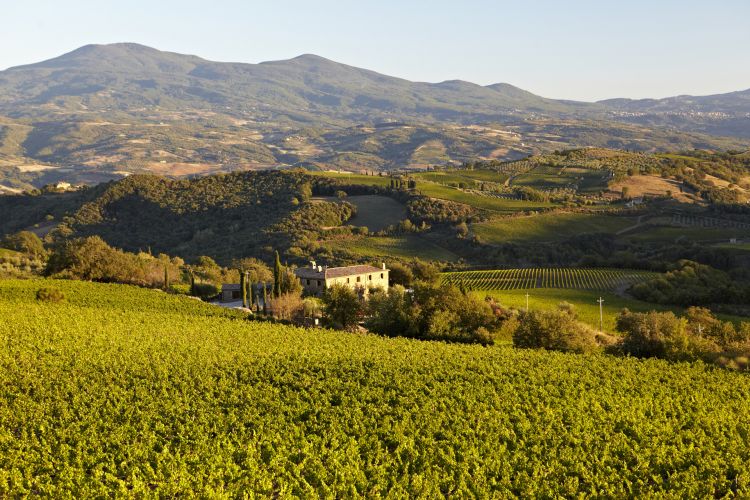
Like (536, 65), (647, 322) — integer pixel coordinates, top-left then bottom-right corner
(631, 260), (747, 306)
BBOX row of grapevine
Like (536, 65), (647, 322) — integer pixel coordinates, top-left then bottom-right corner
(671, 214), (750, 230)
(441, 268), (658, 291)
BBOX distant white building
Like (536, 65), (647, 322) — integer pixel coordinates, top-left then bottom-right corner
(625, 197), (644, 208)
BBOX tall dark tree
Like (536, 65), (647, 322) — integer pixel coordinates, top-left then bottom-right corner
(262, 282), (268, 315)
(240, 270), (247, 307)
(250, 282), (256, 310)
(273, 251), (283, 297)
(163, 264), (169, 291)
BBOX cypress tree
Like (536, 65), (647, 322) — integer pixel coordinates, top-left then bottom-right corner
(250, 281), (256, 310)
(189, 270), (196, 296)
(273, 251), (282, 297)
(163, 264), (169, 291)
(262, 282), (268, 315)
(240, 270), (247, 307)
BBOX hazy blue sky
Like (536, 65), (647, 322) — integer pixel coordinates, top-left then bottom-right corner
(3, 0), (749, 101)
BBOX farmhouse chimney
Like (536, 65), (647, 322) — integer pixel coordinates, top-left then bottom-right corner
(382, 262), (386, 270)
(310, 260), (316, 269)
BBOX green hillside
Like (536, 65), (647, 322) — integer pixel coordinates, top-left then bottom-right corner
(1, 278), (749, 496)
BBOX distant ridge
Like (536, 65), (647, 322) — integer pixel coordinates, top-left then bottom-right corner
(0, 43), (747, 187)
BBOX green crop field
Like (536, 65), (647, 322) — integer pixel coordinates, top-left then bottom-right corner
(511, 165), (608, 193)
(624, 226), (750, 243)
(457, 169), (510, 183)
(328, 235), (459, 262)
(473, 213), (637, 243)
(306, 171), (393, 188)
(478, 288), (678, 332)
(442, 268), (657, 291)
(1, 279), (749, 497)
(344, 195), (406, 231)
(415, 182), (554, 213)
(412, 169), (508, 186)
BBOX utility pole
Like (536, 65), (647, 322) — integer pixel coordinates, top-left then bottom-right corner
(597, 297), (605, 332)
(525, 293), (530, 312)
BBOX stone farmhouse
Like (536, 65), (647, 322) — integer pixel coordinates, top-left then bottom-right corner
(295, 261), (389, 297)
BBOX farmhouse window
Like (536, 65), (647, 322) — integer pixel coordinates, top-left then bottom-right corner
(368, 275), (372, 280)
(317, 280), (322, 286)
(380, 273), (384, 279)
(357, 276), (361, 283)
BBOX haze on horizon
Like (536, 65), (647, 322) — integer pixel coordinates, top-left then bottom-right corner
(3, 0), (749, 102)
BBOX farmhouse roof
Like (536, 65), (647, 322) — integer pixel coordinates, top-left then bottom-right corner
(295, 264), (385, 280)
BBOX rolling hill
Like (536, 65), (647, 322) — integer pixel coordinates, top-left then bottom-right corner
(0, 43), (747, 188)
(600, 88), (750, 138)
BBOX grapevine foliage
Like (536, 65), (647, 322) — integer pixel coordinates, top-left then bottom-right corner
(0, 279), (748, 496)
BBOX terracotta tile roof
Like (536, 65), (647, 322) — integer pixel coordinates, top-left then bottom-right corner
(295, 268), (324, 279)
(325, 265), (383, 279)
(295, 264), (385, 280)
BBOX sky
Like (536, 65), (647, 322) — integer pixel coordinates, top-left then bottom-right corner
(2, 0), (749, 102)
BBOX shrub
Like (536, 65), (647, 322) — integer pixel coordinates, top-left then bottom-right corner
(513, 307), (601, 354)
(366, 283), (500, 345)
(191, 282), (219, 298)
(270, 292), (305, 322)
(36, 287), (65, 303)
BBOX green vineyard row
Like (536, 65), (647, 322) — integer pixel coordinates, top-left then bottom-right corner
(441, 268), (658, 291)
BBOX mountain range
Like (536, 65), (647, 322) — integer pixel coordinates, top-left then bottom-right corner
(0, 43), (748, 189)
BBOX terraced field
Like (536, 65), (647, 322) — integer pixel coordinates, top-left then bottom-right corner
(442, 268), (658, 291)
(327, 235), (459, 262)
(416, 182), (554, 213)
(473, 212), (637, 243)
(511, 165), (609, 193)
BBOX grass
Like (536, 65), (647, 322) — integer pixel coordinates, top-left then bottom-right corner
(478, 288), (678, 332)
(306, 171), (393, 187)
(327, 234), (459, 261)
(0, 248), (23, 258)
(713, 242), (750, 251)
(343, 195), (406, 231)
(2, 278), (750, 496)
(473, 212), (637, 244)
(624, 226), (750, 243)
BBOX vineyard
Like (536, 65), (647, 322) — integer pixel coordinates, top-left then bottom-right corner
(441, 268), (658, 291)
(1, 279), (749, 496)
(670, 214), (750, 230)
